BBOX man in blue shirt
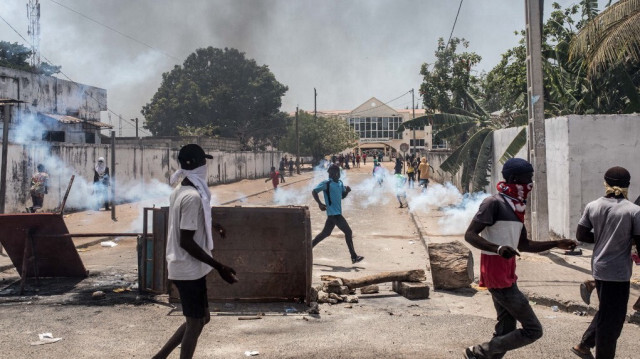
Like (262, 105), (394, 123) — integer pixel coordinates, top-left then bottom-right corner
(311, 164), (364, 264)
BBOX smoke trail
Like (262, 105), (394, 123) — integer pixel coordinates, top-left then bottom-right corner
(407, 182), (463, 212)
(438, 192), (489, 235)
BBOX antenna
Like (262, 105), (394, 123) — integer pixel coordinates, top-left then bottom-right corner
(26, 0), (41, 68)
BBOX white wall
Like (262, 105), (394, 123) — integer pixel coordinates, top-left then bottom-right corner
(0, 142), (282, 213)
(546, 114), (640, 239)
(490, 126), (528, 194)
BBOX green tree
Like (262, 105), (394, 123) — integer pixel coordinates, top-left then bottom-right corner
(278, 111), (358, 163)
(420, 37), (482, 114)
(0, 41), (60, 75)
(141, 47), (289, 148)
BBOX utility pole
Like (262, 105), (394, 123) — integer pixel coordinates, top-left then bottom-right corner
(314, 88), (317, 120)
(118, 115), (122, 137)
(27, 0), (41, 68)
(411, 89), (416, 155)
(110, 131), (116, 221)
(134, 118), (139, 139)
(525, 0), (548, 242)
(295, 106), (300, 174)
(0, 105), (10, 215)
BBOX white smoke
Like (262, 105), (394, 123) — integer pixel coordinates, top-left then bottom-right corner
(407, 182), (463, 212)
(438, 192), (489, 235)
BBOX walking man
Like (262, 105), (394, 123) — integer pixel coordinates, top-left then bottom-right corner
(153, 144), (237, 359)
(463, 158), (577, 359)
(417, 157), (430, 192)
(311, 164), (364, 264)
(571, 166), (640, 359)
(28, 164), (49, 213)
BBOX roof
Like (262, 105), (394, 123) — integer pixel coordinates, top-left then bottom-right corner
(0, 98), (26, 104)
(40, 113), (113, 129)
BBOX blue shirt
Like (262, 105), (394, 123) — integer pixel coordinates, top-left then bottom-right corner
(313, 179), (346, 216)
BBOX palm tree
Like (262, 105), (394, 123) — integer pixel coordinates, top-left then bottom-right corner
(570, 0), (640, 77)
(397, 93), (527, 192)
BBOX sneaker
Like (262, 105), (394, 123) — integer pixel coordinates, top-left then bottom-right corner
(464, 346), (479, 359)
(351, 256), (364, 264)
(580, 280), (595, 305)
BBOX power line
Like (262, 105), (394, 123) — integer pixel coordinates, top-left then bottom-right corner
(46, 0), (180, 61)
(0, 13), (153, 137)
(446, 0), (464, 50)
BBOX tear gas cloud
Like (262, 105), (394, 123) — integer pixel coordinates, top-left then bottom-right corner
(270, 161), (489, 235)
(13, 113), (175, 214)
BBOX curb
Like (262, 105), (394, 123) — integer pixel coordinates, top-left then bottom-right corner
(408, 211), (434, 288)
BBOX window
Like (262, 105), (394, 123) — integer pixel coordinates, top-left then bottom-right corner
(43, 131), (65, 142)
(85, 132), (96, 144)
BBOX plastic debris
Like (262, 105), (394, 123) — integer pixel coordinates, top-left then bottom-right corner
(284, 307), (297, 313)
(100, 241), (118, 247)
(573, 310), (587, 316)
(244, 350), (259, 356)
(30, 333), (62, 346)
(551, 306), (559, 312)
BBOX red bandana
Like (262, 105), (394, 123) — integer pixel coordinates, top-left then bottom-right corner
(496, 181), (532, 222)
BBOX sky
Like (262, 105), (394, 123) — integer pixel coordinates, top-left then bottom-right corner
(0, 0), (605, 137)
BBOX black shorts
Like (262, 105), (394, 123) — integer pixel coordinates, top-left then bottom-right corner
(172, 276), (209, 318)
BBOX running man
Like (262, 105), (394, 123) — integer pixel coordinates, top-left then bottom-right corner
(571, 166), (640, 359)
(463, 158), (576, 359)
(311, 164), (364, 264)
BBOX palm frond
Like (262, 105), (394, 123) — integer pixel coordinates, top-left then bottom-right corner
(434, 121), (477, 142)
(471, 130), (494, 192)
(614, 66), (640, 112)
(396, 115), (430, 132)
(462, 90), (490, 118)
(499, 127), (528, 164)
(448, 107), (480, 118)
(570, 0), (640, 75)
(587, 12), (640, 76)
(441, 128), (492, 174)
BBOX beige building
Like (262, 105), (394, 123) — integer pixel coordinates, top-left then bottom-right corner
(319, 97), (432, 159)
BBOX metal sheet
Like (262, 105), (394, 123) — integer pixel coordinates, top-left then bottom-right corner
(164, 206), (313, 302)
(0, 213), (87, 278)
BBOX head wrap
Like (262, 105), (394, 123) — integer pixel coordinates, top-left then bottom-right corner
(604, 166), (630, 199)
(501, 158), (533, 180)
(95, 157), (107, 176)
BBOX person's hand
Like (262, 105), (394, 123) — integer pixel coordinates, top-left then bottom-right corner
(498, 246), (520, 259)
(216, 264), (238, 284)
(556, 239), (578, 250)
(345, 186), (352, 193)
(318, 203), (327, 211)
(213, 224), (226, 239)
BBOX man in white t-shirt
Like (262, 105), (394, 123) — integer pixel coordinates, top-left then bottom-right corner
(153, 144), (237, 359)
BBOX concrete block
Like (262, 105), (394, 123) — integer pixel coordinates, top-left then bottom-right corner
(392, 281), (430, 300)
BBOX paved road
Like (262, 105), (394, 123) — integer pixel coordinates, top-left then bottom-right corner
(0, 163), (638, 358)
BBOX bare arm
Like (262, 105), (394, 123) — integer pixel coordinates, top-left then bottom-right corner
(179, 229), (237, 284)
(342, 186), (351, 199)
(312, 190), (326, 211)
(518, 227), (577, 253)
(576, 224), (595, 244)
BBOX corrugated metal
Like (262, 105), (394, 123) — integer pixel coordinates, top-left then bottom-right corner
(40, 112), (113, 128)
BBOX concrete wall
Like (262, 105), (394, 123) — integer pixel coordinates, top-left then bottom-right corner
(427, 150), (462, 188)
(490, 126), (528, 194)
(0, 67), (106, 121)
(0, 142), (282, 213)
(546, 114), (640, 239)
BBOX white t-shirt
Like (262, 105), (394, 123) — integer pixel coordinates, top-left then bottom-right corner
(166, 185), (213, 280)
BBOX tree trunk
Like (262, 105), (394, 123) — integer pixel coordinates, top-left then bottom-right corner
(321, 270), (426, 289)
(428, 240), (474, 289)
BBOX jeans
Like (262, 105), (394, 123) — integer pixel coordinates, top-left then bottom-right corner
(473, 284), (543, 358)
(312, 215), (357, 259)
(580, 280), (630, 359)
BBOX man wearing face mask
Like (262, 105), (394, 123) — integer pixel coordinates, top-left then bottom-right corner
(311, 164), (364, 264)
(463, 158), (577, 359)
(153, 144), (237, 359)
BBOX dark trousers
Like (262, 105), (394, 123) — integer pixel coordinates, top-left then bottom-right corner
(473, 284), (543, 358)
(580, 280), (630, 359)
(312, 215), (357, 259)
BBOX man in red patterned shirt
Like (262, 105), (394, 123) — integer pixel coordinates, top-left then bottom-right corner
(463, 158), (577, 359)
